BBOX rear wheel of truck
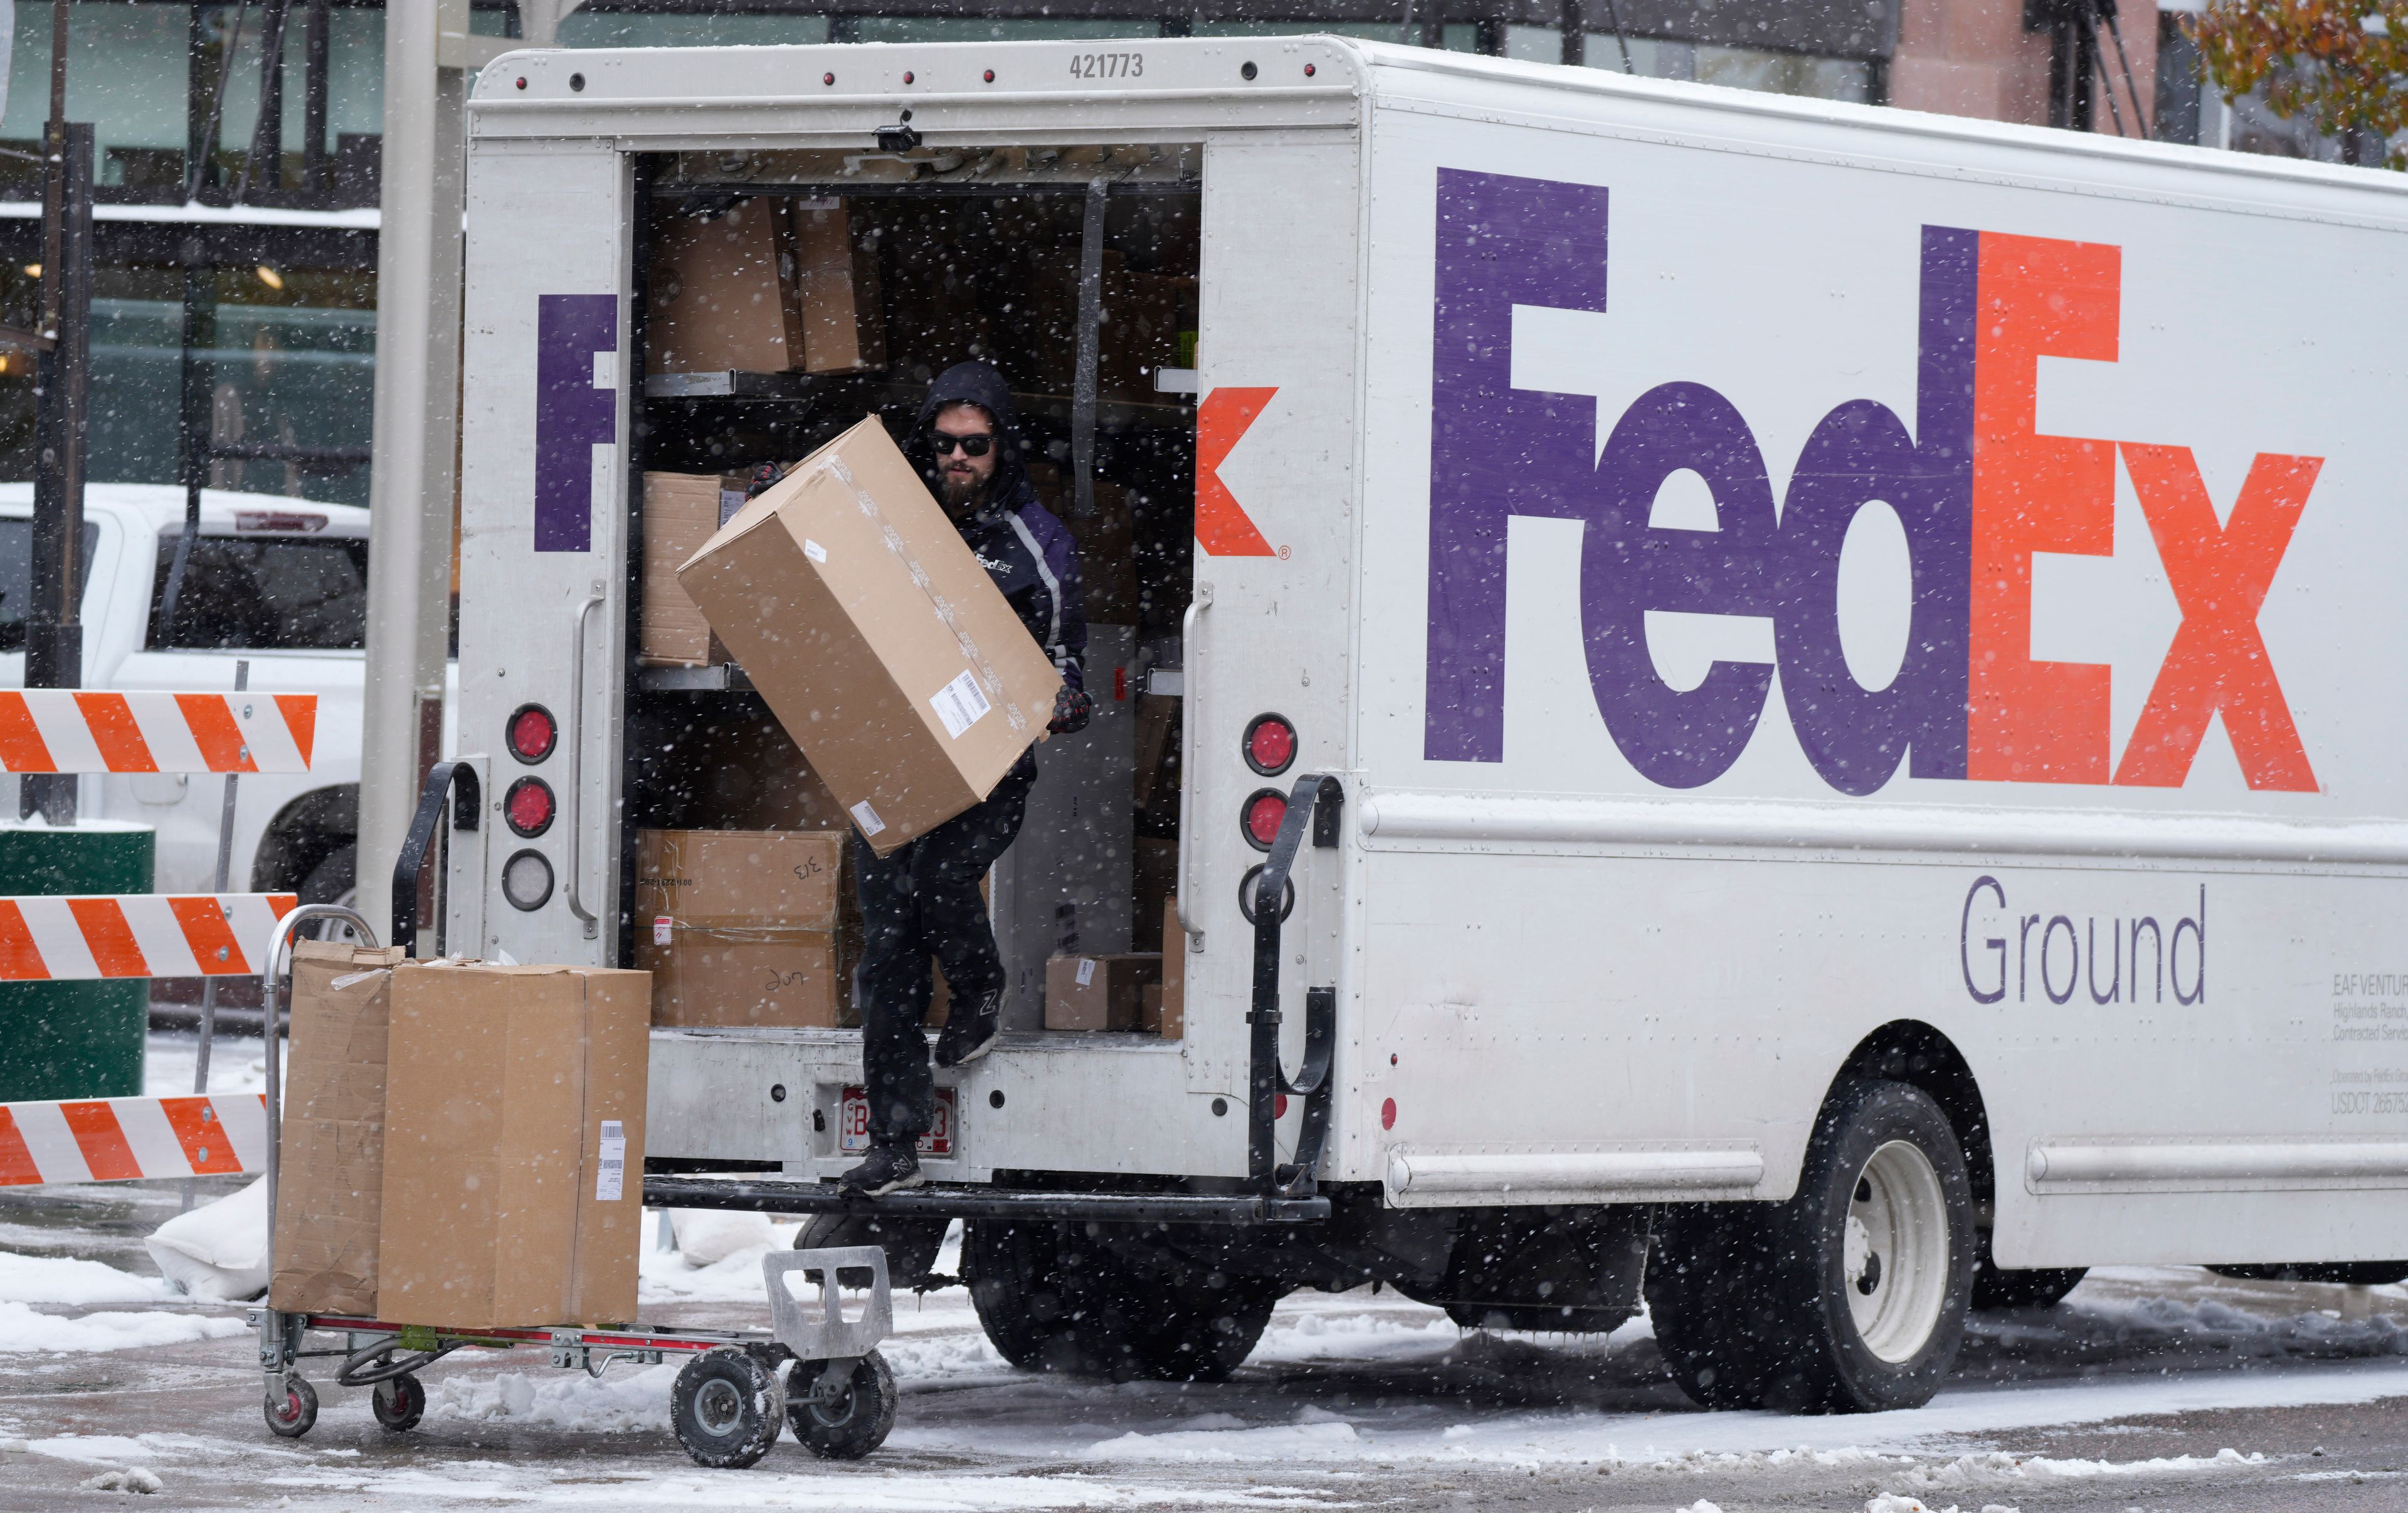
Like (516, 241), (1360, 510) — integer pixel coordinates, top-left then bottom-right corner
(963, 1220), (1279, 1382)
(1746, 1079), (1975, 1413)
(671, 1347), (786, 1469)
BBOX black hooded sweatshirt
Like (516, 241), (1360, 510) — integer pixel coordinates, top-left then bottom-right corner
(913, 362), (1087, 694)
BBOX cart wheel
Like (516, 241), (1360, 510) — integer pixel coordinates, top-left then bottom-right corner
(264, 1374), (318, 1438)
(672, 1347), (786, 1469)
(788, 1351), (897, 1461)
(371, 1372), (426, 1433)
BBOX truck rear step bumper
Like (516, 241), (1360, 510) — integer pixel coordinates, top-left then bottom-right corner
(643, 1176), (1329, 1226)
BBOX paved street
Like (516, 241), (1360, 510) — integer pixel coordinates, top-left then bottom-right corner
(11, 1155), (2408, 1512)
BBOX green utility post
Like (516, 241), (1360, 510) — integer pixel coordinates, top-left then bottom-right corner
(0, 824), (154, 1100)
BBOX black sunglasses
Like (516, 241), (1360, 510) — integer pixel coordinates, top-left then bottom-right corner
(931, 432), (994, 457)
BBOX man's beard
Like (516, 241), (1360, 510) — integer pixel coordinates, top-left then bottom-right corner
(939, 468), (988, 511)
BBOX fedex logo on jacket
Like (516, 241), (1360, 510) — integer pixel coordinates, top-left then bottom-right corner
(1424, 168), (2320, 795)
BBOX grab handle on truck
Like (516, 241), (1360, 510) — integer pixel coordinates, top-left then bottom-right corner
(1247, 772), (1342, 1198)
(1175, 581), (1212, 948)
(391, 758), (482, 958)
(565, 585), (606, 938)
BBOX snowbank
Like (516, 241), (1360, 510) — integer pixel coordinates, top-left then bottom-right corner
(0, 1300), (245, 1354)
(0, 1250), (176, 1307)
(142, 1176), (268, 1301)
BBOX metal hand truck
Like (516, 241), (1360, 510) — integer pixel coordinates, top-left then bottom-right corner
(248, 903), (900, 1468)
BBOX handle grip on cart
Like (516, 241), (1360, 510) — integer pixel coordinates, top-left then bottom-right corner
(392, 759), (482, 958)
(1247, 773), (1342, 1199)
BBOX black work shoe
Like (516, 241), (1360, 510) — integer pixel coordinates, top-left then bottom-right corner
(932, 990), (1003, 1069)
(837, 1142), (925, 1198)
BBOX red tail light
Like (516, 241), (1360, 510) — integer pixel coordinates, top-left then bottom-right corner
(1243, 788), (1288, 849)
(504, 777), (556, 838)
(1244, 713), (1296, 775)
(507, 703), (557, 763)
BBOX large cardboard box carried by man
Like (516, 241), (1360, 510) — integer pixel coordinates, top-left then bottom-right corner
(377, 962), (650, 1330)
(677, 415), (1062, 854)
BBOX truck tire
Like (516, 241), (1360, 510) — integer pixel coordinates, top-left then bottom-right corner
(1745, 1079), (1975, 1413)
(963, 1220), (1279, 1382)
(1644, 1204), (1775, 1410)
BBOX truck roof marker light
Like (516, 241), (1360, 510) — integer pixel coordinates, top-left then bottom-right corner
(504, 777), (556, 838)
(903, 71), (915, 84)
(502, 850), (554, 911)
(983, 68), (996, 83)
(568, 73), (584, 92)
(1244, 713), (1296, 776)
(823, 72), (835, 86)
(1304, 63), (1316, 77)
(507, 703), (557, 764)
(1241, 61), (1259, 80)
(514, 77), (527, 90)
(1243, 788), (1287, 850)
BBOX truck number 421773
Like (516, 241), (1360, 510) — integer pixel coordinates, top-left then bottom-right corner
(1069, 52), (1143, 78)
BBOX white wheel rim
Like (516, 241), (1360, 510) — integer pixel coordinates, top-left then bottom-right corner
(1844, 1139), (1949, 1362)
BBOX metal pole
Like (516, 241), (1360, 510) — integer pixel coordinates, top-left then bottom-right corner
(184, 658), (249, 1213)
(357, 2), (464, 937)
(162, 243), (215, 639)
(238, 0), (293, 204)
(1072, 181), (1104, 524)
(24, 102), (91, 824)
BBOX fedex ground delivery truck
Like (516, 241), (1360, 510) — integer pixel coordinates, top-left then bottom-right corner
(427, 35), (2408, 1410)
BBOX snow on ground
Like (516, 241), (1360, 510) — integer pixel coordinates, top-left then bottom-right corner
(0, 1246), (177, 1306)
(0, 1298), (247, 1353)
(143, 1029), (272, 1099)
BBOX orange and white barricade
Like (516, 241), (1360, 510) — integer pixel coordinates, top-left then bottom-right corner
(0, 690), (315, 774)
(0, 893), (298, 979)
(0, 1093), (270, 1186)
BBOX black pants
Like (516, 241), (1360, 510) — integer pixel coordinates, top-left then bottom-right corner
(853, 752), (1036, 1147)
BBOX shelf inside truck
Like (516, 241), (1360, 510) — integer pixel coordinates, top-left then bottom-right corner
(638, 662), (754, 693)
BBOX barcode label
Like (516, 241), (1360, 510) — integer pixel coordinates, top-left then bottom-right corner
(803, 537), (828, 563)
(850, 799), (886, 837)
(931, 670), (993, 739)
(596, 1120), (626, 1202)
(653, 916), (673, 946)
(1075, 957), (1097, 987)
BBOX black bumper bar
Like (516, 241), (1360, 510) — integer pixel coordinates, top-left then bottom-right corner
(642, 1176), (1330, 1226)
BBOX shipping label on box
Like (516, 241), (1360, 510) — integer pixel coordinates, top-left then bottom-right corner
(677, 416), (1063, 854)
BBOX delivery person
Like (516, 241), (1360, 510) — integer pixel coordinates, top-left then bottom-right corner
(838, 361), (1092, 1197)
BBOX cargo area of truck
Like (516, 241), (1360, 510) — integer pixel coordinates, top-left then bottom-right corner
(620, 142), (1203, 1087)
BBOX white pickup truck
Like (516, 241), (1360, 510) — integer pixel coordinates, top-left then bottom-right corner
(0, 484), (396, 911)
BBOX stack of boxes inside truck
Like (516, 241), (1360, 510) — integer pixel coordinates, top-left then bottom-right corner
(630, 152), (1200, 1041)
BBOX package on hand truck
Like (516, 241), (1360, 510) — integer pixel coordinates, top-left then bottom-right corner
(251, 910), (899, 1468)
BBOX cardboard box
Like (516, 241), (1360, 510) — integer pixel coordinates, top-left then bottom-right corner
(635, 829), (845, 1028)
(1158, 895), (1185, 1039)
(1046, 952), (1161, 1031)
(677, 415), (1063, 855)
(378, 962), (650, 1330)
(268, 940), (406, 1317)
(635, 829), (843, 931)
(646, 199), (805, 374)
(791, 198), (885, 375)
(645, 928), (842, 1029)
(640, 472), (746, 667)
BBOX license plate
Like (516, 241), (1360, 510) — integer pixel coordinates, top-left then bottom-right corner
(838, 1085), (955, 1158)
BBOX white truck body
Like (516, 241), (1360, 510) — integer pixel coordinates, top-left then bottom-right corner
(452, 36), (2408, 1277)
(0, 485), (381, 904)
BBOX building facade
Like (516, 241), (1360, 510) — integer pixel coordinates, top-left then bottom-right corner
(0, 0), (2331, 513)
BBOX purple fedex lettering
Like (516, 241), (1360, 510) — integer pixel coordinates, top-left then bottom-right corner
(534, 294), (618, 553)
(1772, 228), (1975, 792)
(1425, 169), (1980, 793)
(1425, 168), (1609, 763)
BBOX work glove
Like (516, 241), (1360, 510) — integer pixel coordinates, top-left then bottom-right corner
(1048, 684), (1093, 736)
